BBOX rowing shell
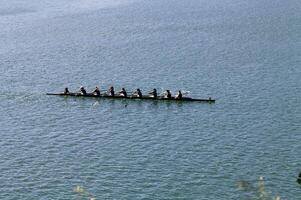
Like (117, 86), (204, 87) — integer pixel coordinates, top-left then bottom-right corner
(46, 93), (215, 103)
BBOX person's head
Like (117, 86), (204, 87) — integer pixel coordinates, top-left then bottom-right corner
(96, 86), (99, 89)
(122, 88), (125, 90)
(137, 88), (140, 91)
(153, 88), (156, 91)
(167, 90), (170, 93)
(65, 87), (68, 90)
(179, 90), (181, 93)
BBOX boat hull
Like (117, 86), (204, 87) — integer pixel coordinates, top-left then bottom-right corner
(46, 93), (215, 103)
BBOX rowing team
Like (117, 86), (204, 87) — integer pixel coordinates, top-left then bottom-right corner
(64, 86), (183, 99)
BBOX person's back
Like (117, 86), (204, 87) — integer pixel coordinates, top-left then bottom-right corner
(109, 86), (114, 96)
(175, 90), (182, 99)
(64, 87), (70, 94)
(120, 88), (127, 97)
(166, 90), (171, 99)
(149, 88), (157, 98)
(80, 86), (87, 95)
(93, 87), (100, 96)
(136, 88), (142, 98)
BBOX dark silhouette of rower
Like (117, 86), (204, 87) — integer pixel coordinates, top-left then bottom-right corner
(175, 90), (182, 99)
(92, 86), (100, 96)
(64, 87), (70, 94)
(80, 86), (87, 95)
(297, 172), (301, 185)
(109, 86), (114, 96)
(149, 88), (157, 98)
(119, 88), (127, 97)
(135, 88), (142, 98)
(165, 90), (171, 99)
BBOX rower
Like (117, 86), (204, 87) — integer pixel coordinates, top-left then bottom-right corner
(64, 87), (70, 94)
(135, 88), (142, 98)
(297, 172), (301, 185)
(149, 88), (157, 98)
(80, 86), (87, 95)
(108, 86), (114, 96)
(119, 88), (127, 97)
(92, 86), (101, 96)
(175, 90), (182, 99)
(165, 90), (172, 99)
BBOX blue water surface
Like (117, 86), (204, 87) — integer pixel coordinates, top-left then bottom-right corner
(0, 0), (300, 199)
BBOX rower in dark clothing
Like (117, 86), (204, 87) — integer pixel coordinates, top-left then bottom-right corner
(80, 86), (87, 95)
(165, 90), (172, 99)
(175, 90), (182, 99)
(92, 86), (101, 96)
(119, 88), (127, 97)
(108, 86), (114, 96)
(149, 88), (157, 98)
(64, 87), (70, 94)
(134, 88), (142, 98)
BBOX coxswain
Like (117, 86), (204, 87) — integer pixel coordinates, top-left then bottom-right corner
(119, 88), (127, 97)
(149, 88), (157, 98)
(80, 86), (87, 95)
(135, 88), (142, 98)
(64, 87), (70, 94)
(165, 90), (172, 99)
(175, 90), (182, 99)
(108, 86), (114, 96)
(92, 86), (101, 96)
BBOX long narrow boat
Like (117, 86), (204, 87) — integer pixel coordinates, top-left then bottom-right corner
(46, 93), (215, 103)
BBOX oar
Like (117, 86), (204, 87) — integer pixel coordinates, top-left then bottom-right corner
(127, 91), (141, 97)
(181, 90), (190, 97)
(97, 89), (114, 95)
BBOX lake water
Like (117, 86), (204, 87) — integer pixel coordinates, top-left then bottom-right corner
(0, 0), (300, 199)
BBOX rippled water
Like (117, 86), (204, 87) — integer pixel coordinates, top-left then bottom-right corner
(0, 0), (300, 199)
